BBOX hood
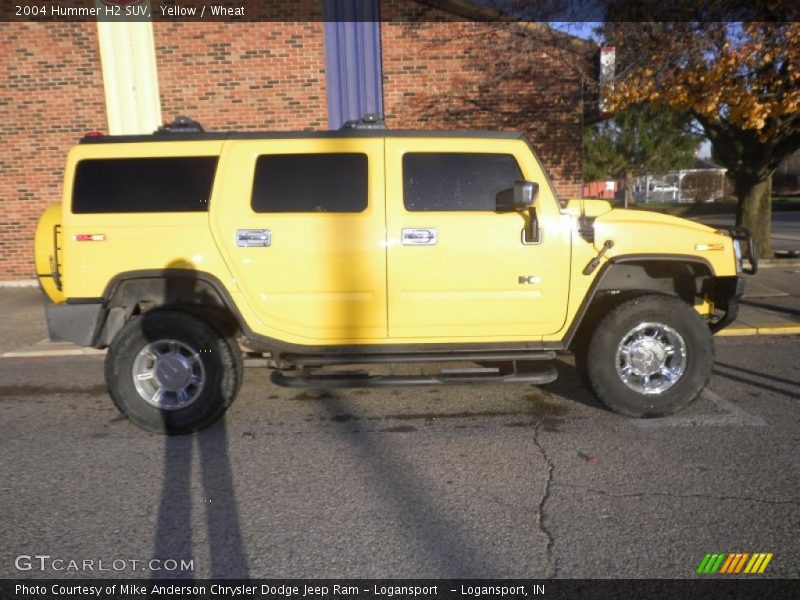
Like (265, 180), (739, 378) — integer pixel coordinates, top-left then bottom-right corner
(564, 200), (734, 272)
(595, 207), (718, 236)
(565, 199), (716, 235)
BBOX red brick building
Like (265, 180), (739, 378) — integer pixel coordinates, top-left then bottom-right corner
(0, 1), (597, 280)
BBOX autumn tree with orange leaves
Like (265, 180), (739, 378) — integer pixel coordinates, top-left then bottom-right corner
(603, 21), (800, 257)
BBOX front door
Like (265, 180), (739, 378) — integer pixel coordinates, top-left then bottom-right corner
(385, 138), (571, 340)
(211, 138), (387, 344)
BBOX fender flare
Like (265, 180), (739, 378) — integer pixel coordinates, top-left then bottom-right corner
(558, 254), (716, 349)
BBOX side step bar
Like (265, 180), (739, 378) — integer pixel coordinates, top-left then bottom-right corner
(271, 365), (558, 389)
(279, 350), (555, 367)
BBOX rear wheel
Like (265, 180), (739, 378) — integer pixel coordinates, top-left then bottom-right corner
(577, 294), (713, 417)
(104, 310), (243, 434)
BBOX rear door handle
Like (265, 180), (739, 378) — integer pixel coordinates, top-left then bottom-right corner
(236, 229), (271, 247)
(402, 228), (437, 246)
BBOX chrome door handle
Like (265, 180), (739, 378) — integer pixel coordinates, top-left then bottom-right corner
(402, 228), (437, 246)
(236, 229), (271, 247)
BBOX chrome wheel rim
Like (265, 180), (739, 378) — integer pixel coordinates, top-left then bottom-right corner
(132, 339), (206, 410)
(615, 322), (687, 395)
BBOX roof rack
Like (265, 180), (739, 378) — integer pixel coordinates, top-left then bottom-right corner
(155, 116), (205, 135)
(340, 113), (387, 130)
(79, 123), (524, 144)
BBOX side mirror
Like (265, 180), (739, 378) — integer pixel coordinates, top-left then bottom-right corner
(515, 180), (538, 208)
(496, 180), (538, 211)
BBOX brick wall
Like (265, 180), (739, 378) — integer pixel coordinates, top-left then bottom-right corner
(381, 21), (585, 197)
(0, 13), (588, 281)
(0, 22), (329, 281)
(154, 22), (328, 131)
(0, 23), (107, 280)
(380, 1), (587, 198)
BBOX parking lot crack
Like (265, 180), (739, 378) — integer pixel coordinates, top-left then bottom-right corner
(532, 422), (558, 577)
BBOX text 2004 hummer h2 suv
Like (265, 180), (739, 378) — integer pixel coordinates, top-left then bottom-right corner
(35, 117), (757, 434)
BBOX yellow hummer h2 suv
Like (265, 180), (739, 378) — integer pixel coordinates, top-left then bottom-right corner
(35, 116), (756, 434)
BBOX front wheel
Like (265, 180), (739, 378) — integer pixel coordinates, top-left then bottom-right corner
(104, 310), (243, 434)
(577, 294), (714, 418)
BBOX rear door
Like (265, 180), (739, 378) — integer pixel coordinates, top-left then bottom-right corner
(385, 138), (571, 340)
(211, 138), (387, 343)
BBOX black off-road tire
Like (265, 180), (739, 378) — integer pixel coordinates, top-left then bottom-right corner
(576, 294), (714, 418)
(571, 291), (642, 392)
(104, 310), (243, 434)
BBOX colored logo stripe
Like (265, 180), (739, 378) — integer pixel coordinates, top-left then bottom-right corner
(719, 553), (736, 573)
(720, 553), (748, 573)
(697, 552), (773, 574)
(734, 553), (750, 573)
(744, 553), (773, 573)
(697, 553), (726, 573)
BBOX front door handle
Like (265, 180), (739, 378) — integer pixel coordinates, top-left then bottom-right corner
(402, 228), (437, 246)
(237, 229), (271, 247)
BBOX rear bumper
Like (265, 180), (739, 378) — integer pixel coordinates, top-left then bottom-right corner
(43, 294), (105, 347)
(709, 275), (745, 333)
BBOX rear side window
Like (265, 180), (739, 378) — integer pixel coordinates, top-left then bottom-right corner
(72, 157), (218, 213)
(403, 153), (522, 211)
(251, 153), (368, 213)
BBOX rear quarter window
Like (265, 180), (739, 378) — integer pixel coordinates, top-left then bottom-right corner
(72, 156), (218, 213)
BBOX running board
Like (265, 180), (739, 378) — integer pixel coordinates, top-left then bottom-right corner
(270, 365), (558, 389)
(279, 350), (555, 367)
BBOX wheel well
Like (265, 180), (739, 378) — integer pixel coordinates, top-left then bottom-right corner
(568, 259), (714, 352)
(97, 275), (241, 346)
(595, 260), (713, 304)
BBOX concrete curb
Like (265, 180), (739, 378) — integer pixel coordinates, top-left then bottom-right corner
(1, 347), (266, 368)
(758, 258), (800, 268)
(1, 340), (267, 364)
(2, 347), (106, 358)
(0, 279), (38, 288)
(716, 325), (800, 337)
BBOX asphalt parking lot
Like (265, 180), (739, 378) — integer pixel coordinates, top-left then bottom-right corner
(1, 332), (798, 579)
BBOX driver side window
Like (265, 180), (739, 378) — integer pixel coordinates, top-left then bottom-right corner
(403, 153), (522, 212)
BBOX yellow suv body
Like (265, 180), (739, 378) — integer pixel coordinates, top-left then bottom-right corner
(35, 120), (756, 433)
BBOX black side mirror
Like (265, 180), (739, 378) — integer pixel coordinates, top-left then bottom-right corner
(496, 180), (538, 211)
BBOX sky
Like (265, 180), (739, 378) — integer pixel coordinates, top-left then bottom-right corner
(549, 22), (601, 40)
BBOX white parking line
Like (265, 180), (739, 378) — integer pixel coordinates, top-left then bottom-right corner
(635, 389), (765, 428)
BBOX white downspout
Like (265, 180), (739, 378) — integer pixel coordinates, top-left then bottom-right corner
(96, 12), (162, 135)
